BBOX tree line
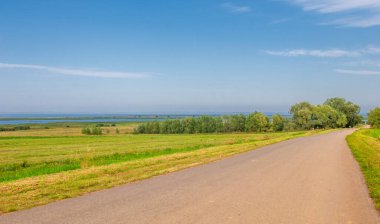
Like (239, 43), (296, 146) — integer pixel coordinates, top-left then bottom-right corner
(0, 126), (30, 132)
(134, 98), (363, 134)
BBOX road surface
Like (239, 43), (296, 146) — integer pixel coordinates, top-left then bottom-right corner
(1, 129), (379, 224)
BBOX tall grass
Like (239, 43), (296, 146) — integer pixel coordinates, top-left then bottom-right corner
(347, 129), (380, 210)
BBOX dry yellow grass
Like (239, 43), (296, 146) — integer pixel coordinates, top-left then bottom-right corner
(0, 123), (138, 137)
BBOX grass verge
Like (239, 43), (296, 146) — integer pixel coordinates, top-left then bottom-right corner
(346, 129), (380, 210)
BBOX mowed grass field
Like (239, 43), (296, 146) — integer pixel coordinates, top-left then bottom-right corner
(0, 124), (326, 213)
(0, 122), (138, 137)
(347, 129), (380, 210)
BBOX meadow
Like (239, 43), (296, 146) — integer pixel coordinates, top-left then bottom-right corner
(0, 123), (325, 213)
(347, 129), (380, 210)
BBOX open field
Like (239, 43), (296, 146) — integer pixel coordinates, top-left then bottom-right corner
(0, 122), (139, 137)
(0, 125), (328, 213)
(347, 129), (380, 210)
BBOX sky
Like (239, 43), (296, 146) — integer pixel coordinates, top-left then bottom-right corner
(0, 0), (380, 114)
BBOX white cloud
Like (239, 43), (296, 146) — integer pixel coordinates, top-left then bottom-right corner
(0, 62), (152, 78)
(335, 69), (380, 75)
(264, 47), (380, 58)
(287, 0), (380, 27)
(221, 2), (251, 13)
(291, 0), (380, 13)
(322, 15), (380, 27)
(365, 47), (380, 54)
(344, 59), (380, 67)
(263, 49), (361, 57)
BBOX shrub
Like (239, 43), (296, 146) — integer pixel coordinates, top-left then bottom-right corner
(81, 127), (91, 135)
(81, 127), (102, 135)
(0, 126), (30, 132)
(272, 114), (285, 132)
(368, 107), (380, 128)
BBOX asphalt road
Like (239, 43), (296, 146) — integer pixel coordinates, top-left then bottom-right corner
(1, 129), (379, 224)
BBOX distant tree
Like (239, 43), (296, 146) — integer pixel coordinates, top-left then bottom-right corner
(196, 116), (217, 133)
(230, 114), (246, 132)
(222, 115), (232, 132)
(182, 117), (196, 134)
(246, 112), (270, 132)
(82, 127), (102, 135)
(214, 117), (224, 133)
(336, 113), (348, 128)
(81, 127), (91, 135)
(324, 97), (362, 127)
(145, 122), (152, 134)
(160, 121), (170, 134)
(290, 102), (314, 130)
(91, 127), (102, 135)
(368, 107), (380, 128)
(151, 121), (160, 134)
(115, 128), (120, 134)
(134, 124), (146, 134)
(272, 114), (285, 131)
(311, 105), (347, 129)
(171, 120), (183, 133)
(283, 119), (297, 131)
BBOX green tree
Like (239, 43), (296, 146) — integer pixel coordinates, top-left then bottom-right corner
(214, 117), (224, 133)
(368, 107), (380, 128)
(336, 113), (348, 128)
(151, 122), (160, 134)
(230, 114), (246, 132)
(170, 120), (183, 133)
(82, 127), (102, 135)
(182, 117), (196, 134)
(311, 105), (347, 129)
(91, 127), (102, 135)
(290, 102), (314, 130)
(283, 119), (297, 131)
(81, 127), (91, 135)
(246, 112), (270, 132)
(196, 116), (217, 133)
(324, 97), (362, 127)
(222, 115), (232, 132)
(272, 114), (285, 131)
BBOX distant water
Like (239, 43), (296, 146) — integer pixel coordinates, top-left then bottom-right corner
(0, 113), (293, 125)
(0, 118), (171, 125)
(0, 114), (185, 125)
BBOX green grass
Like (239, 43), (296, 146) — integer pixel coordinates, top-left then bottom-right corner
(346, 129), (380, 210)
(0, 129), (328, 213)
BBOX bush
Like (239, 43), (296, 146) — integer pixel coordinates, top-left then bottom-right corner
(272, 114), (285, 132)
(368, 107), (380, 128)
(81, 127), (102, 135)
(0, 126), (30, 132)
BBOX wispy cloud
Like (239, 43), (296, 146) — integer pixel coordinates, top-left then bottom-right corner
(221, 2), (252, 14)
(344, 59), (380, 67)
(270, 18), (292, 25)
(0, 62), (152, 78)
(366, 47), (380, 54)
(263, 47), (380, 58)
(287, 0), (380, 27)
(263, 49), (361, 57)
(335, 69), (380, 75)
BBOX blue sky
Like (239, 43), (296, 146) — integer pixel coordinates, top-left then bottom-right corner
(0, 0), (379, 113)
